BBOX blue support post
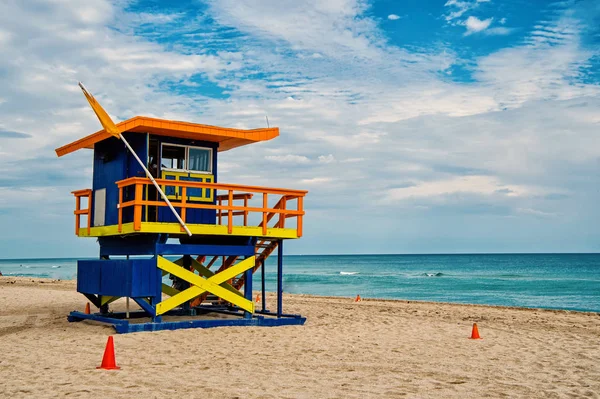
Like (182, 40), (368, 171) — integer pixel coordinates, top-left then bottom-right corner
(244, 258), (253, 319)
(277, 240), (283, 318)
(261, 258), (266, 312)
(153, 254), (162, 322)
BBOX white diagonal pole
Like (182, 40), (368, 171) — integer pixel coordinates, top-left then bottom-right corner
(78, 82), (191, 236)
(120, 134), (192, 236)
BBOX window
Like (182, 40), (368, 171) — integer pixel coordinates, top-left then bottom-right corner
(161, 143), (212, 173)
(188, 147), (211, 172)
(161, 145), (185, 170)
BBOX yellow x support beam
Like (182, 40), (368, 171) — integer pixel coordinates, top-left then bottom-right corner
(174, 257), (241, 298)
(156, 255), (255, 315)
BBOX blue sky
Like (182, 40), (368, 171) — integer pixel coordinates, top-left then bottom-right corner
(0, 0), (599, 258)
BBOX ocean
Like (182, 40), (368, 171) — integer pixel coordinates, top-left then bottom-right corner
(1, 253), (599, 313)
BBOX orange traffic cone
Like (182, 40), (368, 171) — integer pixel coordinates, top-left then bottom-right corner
(255, 294), (260, 303)
(84, 303), (91, 314)
(470, 323), (482, 339)
(97, 336), (120, 370)
(355, 295), (361, 302)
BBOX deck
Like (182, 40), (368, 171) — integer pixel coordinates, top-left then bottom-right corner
(72, 177), (307, 239)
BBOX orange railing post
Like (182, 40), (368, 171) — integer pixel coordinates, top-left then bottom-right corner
(243, 196), (248, 226)
(262, 193), (268, 236)
(217, 197), (222, 225)
(297, 196), (303, 237)
(134, 182), (143, 231)
(75, 195), (81, 235)
(72, 189), (93, 236)
(278, 197), (287, 228)
(86, 190), (92, 235)
(227, 190), (233, 234)
(180, 187), (187, 232)
(118, 187), (123, 233)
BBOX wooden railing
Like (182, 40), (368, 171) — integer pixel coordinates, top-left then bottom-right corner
(216, 193), (253, 226)
(72, 189), (92, 235)
(116, 177), (307, 237)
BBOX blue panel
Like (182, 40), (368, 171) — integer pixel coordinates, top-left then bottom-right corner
(131, 260), (159, 297)
(158, 202), (216, 224)
(179, 176), (203, 199)
(99, 234), (167, 256)
(164, 174), (177, 197)
(156, 243), (255, 256)
(100, 260), (131, 296)
(125, 132), (148, 180)
(123, 132), (148, 223)
(92, 138), (127, 226)
(77, 260), (101, 294)
(76, 259), (157, 297)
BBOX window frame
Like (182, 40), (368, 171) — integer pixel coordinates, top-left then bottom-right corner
(160, 143), (213, 174)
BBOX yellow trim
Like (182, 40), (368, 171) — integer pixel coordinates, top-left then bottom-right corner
(176, 257), (240, 298)
(78, 222), (298, 239)
(155, 256), (255, 315)
(161, 171), (214, 202)
(161, 283), (180, 297)
(100, 296), (120, 306)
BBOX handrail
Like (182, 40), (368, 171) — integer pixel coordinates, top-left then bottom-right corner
(72, 189), (92, 235)
(116, 177), (306, 237)
(117, 177), (308, 196)
(216, 193), (253, 226)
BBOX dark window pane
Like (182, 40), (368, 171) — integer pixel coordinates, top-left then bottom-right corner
(162, 145), (185, 170)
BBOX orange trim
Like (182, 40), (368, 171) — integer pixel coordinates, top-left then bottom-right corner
(227, 190), (233, 234)
(134, 184), (143, 231)
(118, 188), (123, 233)
(180, 187), (187, 232)
(72, 189), (92, 235)
(297, 197), (304, 237)
(55, 116), (279, 157)
(117, 177), (307, 196)
(111, 178), (305, 238)
(262, 193), (268, 236)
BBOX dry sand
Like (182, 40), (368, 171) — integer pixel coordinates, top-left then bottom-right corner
(1, 276), (600, 398)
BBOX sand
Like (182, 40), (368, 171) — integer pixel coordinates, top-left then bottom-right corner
(1, 277), (600, 398)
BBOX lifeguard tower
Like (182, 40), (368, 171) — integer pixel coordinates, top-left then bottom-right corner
(56, 87), (307, 333)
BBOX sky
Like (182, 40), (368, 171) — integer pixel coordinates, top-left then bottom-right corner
(0, 0), (599, 258)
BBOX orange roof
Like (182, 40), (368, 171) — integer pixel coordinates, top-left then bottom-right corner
(55, 116), (279, 157)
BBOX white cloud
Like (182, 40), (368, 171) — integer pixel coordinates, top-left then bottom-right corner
(517, 208), (557, 218)
(265, 154), (311, 164)
(444, 0), (488, 22)
(484, 27), (513, 36)
(464, 16), (493, 35)
(0, 0), (598, 255)
(384, 176), (528, 202)
(387, 14), (400, 20)
(318, 154), (336, 163)
(206, 0), (383, 59)
(300, 177), (332, 185)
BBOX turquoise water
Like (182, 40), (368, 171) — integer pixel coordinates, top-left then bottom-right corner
(1, 254), (599, 312)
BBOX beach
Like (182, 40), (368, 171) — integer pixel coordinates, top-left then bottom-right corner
(1, 277), (600, 398)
